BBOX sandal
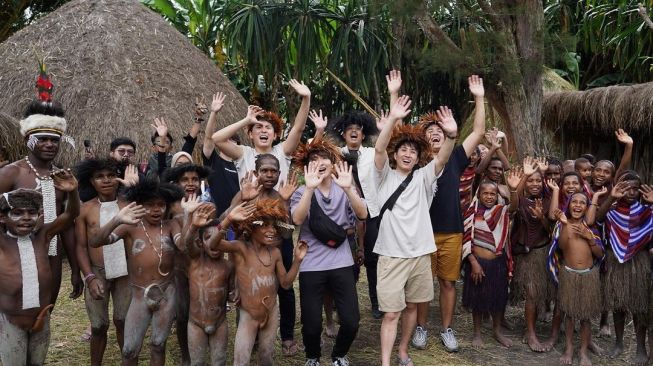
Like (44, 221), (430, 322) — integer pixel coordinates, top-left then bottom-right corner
(282, 340), (299, 356)
(397, 356), (414, 366)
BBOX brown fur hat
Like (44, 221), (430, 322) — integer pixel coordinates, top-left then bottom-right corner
(0, 189), (43, 213)
(247, 111), (284, 138)
(387, 124), (432, 168)
(417, 111), (440, 132)
(292, 137), (343, 170)
(234, 198), (289, 238)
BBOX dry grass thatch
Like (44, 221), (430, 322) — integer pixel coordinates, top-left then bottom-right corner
(0, 112), (27, 161)
(543, 82), (653, 134)
(0, 0), (248, 167)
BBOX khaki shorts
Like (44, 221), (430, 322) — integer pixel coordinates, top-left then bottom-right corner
(377, 255), (434, 313)
(430, 233), (463, 281)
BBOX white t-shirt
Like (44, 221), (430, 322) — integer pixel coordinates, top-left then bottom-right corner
(234, 144), (291, 190)
(373, 159), (440, 258)
(341, 146), (380, 218)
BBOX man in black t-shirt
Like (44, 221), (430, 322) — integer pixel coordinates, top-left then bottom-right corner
(412, 75), (486, 353)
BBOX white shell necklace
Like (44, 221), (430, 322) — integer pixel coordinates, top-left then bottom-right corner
(25, 156), (58, 256)
(140, 220), (169, 276)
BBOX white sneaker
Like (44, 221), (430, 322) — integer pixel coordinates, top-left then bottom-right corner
(440, 327), (459, 352)
(305, 359), (321, 366)
(332, 356), (350, 366)
(411, 325), (428, 349)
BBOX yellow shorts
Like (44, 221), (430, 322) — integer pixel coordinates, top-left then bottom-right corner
(377, 255), (434, 313)
(430, 233), (463, 281)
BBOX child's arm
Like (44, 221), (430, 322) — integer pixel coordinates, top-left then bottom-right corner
(88, 203), (145, 248)
(614, 129), (633, 179)
(475, 129), (500, 175)
(207, 202), (255, 253)
(572, 224), (604, 259)
(586, 187), (608, 226)
(211, 105), (264, 160)
(277, 241), (308, 289)
(44, 169), (80, 242)
(594, 181), (628, 223)
(282, 80), (311, 156)
(506, 168), (524, 213)
(547, 179), (560, 220)
(181, 203), (215, 256)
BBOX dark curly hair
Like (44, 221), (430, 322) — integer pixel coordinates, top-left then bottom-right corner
(163, 164), (210, 184)
(74, 159), (119, 197)
(328, 111), (378, 143)
(123, 178), (184, 205)
(0, 189), (43, 213)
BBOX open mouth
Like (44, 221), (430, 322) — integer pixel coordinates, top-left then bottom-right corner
(565, 188), (576, 195)
(318, 167), (327, 174)
(350, 133), (359, 140)
(259, 135), (269, 143)
(185, 188), (196, 194)
(431, 135), (441, 144)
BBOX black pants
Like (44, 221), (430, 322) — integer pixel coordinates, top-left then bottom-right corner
(300, 266), (360, 360)
(278, 237), (296, 341)
(364, 216), (380, 308)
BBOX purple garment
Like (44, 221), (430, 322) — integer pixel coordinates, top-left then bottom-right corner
(290, 182), (356, 272)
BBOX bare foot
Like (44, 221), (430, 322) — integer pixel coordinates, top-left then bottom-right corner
(598, 324), (611, 338)
(579, 351), (592, 366)
(493, 331), (513, 348)
(526, 334), (546, 352)
(542, 337), (557, 352)
(501, 317), (515, 331)
(588, 340), (604, 356)
(559, 348), (573, 365)
(472, 334), (484, 349)
(325, 322), (337, 338)
(632, 350), (648, 366)
(609, 344), (623, 358)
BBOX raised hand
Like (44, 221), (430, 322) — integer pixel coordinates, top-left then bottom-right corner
(52, 168), (78, 192)
(332, 161), (353, 189)
(304, 161), (325, 189)
(593, 186), (608, 199)
(289, 79), (311, 98)
(468, 74), (484, 98)
(536, 156), (549, 174)
(240, 171), (262, 201)
(615, 129), (633, 145)
(308, 109), (328, 130)
(181, 193), (202, 214)
(435, 106), (458, 136)
(485, 127), (501, 149)
(611, 181), (629, 199)
(191, 203), (216, 227)
(506, 168), (523, 190)
(553, 208), (568, 225)
(522, 156), (538, 176)
(389, 95), (412, 120)
(116, 164), (139, 187)
(376, 109), (389, 131)
(228, 201), (256, 222)
(278, 171), (298, 201)
(116, 202), (147, 225)
(527, 198), (544, 219)
(386, 70), (402, 94)
(294, 240), (309, 260)
(245, 105), (265, 124)
(211, 92), (226, 113)
(639, 184), (653, 204)
(194, 97), (209, 117)
(547, 179), (559, 191)
(571, 223), (594, 241)
(151, 117), (169, 138)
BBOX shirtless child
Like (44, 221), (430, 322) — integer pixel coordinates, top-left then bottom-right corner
(75, 159), (138, 365)
(0, 169), (80, 365)
(197, 199), (307, 366)
(179, 203), (234, 366)
(548, 193), (604, 366)
(90, 179), (184, 366)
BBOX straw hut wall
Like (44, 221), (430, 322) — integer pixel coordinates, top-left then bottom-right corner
(0, 0), (248, 167)
(0, 112), (27, 162)
(543, 82), (653, 181)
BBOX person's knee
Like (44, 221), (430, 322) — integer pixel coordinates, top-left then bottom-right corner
(383, 311), (401, 323)
(404, 302), (418, 312)
(113, 319), (125, 331)
(122, 342), (140, 360)
(91, 324), (109, 337)
(439, 279), (455, 291)
(150, 339), (166, 353)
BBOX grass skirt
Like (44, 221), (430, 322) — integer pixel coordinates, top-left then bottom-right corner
(463, 255), (508, 313)
(603, 250), (650, 315)
(510, 245), (554, 312)
(558, 265), (601, 321)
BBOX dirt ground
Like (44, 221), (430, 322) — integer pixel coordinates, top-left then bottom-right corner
(43, 263), (643, 365)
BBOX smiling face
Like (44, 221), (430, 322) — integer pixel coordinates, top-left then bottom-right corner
(0, 207), (41, 236)
(250, 219), (280, 246)
(469, 149), (480, 167)
(425, 124), (444, 152)
(90, 169), (119, 198)
(255, 158), (280, 189)
(248, 121), (277, 149)
(487, 159), (504, 183)
(393, 142), (419, 174)
(343, 124), (365, 149)
(562, 174), (581, 197)
(141, 198), (167, 225)
(526, 172), (543, 197)
(29, 134), (60, 162)
(177, 171), (200, 198)
(567, 193), (588, 220)
(592, 161), (614, 188)
(575, 161), (593, 180)
(478, 182), (499, 208)
(309, 152), (334, 179)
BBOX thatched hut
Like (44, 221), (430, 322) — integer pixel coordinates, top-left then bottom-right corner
(0, 0), (248, 166)
(0, 112), (26, 160)
(543, 82), (653, 181)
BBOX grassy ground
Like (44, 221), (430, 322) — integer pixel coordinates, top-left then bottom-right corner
(44, 262), (641, 365)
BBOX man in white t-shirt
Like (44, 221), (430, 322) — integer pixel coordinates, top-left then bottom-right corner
(374, 96), (457, 366)
(211, 80), (311, 189)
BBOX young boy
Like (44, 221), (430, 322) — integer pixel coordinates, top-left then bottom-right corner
(89, 179), (184, 366)
(74, 158), (137, 365)
(196, 199), (307, 366)
(548, 193), (604, 366)
(461, 171), (521, 349)
(0, 169), (80, 365)
(588, 171), (653, 364)
(178, 203), (234, 366)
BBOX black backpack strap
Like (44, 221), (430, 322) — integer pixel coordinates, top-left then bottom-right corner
(377, 171), (415, 222)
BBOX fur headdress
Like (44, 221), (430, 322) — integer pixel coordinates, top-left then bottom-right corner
(248, 111), (284, 138)
(417, 111), (440, 132)
(328, 111), (378, 143)
(292, 137), (342, 170)
(163, 163), (210, 183)
(0, 189), (43, 213)
(387, 124), (432, 168)
(234, 198), (289, 238)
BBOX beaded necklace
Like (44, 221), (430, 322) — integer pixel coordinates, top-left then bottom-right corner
(140, 220), (169, 276)
(25, 156), (58, 256)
